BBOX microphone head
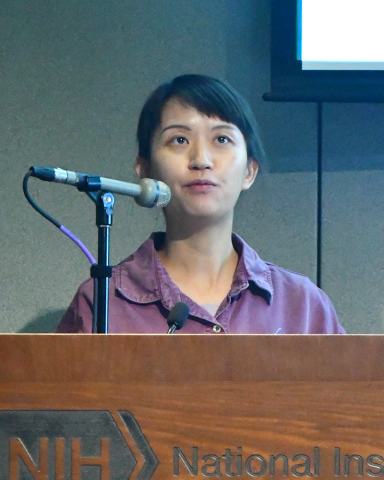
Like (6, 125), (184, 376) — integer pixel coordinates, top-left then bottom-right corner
(167, 302), (190, 330)
(135, 178), (171, 208)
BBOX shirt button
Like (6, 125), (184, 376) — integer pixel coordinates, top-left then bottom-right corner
(212, 325), (222, 333)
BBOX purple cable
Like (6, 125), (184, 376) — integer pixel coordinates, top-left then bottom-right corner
(60, 225), (97, 265)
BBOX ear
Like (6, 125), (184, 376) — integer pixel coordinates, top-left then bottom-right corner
(242, 157), (259, 191)
(135, 156), (150, 179)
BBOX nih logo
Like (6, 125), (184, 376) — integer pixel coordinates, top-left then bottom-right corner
(0, 410), (158, 480)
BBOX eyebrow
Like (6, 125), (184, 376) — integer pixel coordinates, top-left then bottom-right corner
(161, 124), (191, 134)
(212, 125), (237, 132)
(161, 124), (237, 134)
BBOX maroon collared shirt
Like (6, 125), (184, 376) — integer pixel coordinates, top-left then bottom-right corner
(56, 233), (345, 334)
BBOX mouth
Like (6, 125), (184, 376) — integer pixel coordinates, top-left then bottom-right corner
(183, 179), (217, 194)
(184, 179), (217, 187)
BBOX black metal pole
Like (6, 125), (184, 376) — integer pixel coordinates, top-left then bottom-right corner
(95, 224), (110, 333)
(88, 192), (114, 333)
(316, 102), (323, 289)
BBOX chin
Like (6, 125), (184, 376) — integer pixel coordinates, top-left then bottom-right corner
(184, 203), (224, 217)
(165, 198), (234, 221)
(185, 208), (232, 224)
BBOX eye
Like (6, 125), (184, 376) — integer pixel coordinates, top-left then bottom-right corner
(216, 135), (231, 144)
(171, 136), (188, 145)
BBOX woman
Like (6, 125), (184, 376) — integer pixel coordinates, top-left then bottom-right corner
(57, 74), (345, 334)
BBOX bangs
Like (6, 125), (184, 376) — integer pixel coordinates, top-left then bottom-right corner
(137, 74), (263, 163)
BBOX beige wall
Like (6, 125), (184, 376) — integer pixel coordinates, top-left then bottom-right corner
(1, 0), (383, 333)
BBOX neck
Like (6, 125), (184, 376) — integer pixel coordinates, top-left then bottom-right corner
(161, 212), (235, 260)
(157, 215), (238, 304)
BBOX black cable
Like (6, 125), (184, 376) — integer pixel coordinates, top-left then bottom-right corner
(316, 102), (323, 288)
(23, 172), (61, 229)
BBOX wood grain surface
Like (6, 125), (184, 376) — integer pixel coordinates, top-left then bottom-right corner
(0, 335), (383, 479)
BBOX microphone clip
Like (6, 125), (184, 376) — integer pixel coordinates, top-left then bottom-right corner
(76, 175), (102, 192)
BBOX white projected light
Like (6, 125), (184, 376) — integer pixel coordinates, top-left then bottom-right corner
(301, 0), (384, 70)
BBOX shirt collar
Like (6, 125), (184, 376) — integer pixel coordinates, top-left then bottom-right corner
(115, 232), (273, 306)
(231, 232), (273, 304)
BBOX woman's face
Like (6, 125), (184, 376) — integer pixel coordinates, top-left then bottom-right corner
(136, 99), (258, 223)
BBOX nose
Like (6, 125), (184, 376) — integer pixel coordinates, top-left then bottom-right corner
(188, 142), (213, 170)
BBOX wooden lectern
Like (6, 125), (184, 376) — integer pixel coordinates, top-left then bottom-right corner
(0, 334), (383, 479)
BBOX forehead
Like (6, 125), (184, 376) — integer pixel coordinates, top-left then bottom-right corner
(159, 98), (236, 129)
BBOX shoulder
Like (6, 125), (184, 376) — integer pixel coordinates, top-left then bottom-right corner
(267, 262), (330, 310)
(267, 262), (345, 334)
(57, 233), (162, 333)
(235, 232), (327, 299)
(233, 233), (345, 334)
(114, 232), (165, 272)
(234, 232), (321, 300)
(267, 261), (319, 293)
(74, 233), (161, 300)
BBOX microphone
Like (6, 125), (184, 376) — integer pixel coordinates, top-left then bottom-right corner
(167, 302), (190, 334)
(28, 166), (171, 208)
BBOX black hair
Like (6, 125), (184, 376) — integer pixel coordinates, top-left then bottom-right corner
(137, 74), (264, 164)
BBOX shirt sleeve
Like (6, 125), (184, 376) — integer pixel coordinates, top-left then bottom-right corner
(325, 297), (346, 334)
(56, 280), (93, 333)
(268, 263), (346, 334)
(308, 280), (346, 334)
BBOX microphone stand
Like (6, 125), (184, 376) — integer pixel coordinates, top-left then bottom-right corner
(79, 176), (114, 334)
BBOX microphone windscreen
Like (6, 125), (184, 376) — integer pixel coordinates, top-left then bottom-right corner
(135, 178), (171, 208)
(167, 302), (190, 330)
